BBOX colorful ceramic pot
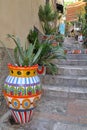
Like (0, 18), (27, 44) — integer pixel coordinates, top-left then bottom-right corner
(3, 64), (42, 124)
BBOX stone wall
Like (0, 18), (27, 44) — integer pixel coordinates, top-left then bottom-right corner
(0, 47), (14, 104)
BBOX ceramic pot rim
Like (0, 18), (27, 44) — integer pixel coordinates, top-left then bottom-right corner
(8, 64), (38, 70)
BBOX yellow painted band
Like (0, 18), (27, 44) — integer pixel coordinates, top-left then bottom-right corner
(9, 69), (37, 77)
(8, 64), (38, 77)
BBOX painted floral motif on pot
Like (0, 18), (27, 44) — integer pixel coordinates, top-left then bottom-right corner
(3, 64), (42, 124)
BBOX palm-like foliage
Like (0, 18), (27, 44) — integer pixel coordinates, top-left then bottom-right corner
(38, 3), (58, 34)
(38, 3), (57, 22)
(29, 39), (65, 74)
(27, 29), (39, 44)
(27, 29), (66, 74)
(32, 40), (65, 74)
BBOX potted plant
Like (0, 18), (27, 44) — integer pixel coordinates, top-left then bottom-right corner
(27, 29), (66, 75)
(0, 34), (43, 124)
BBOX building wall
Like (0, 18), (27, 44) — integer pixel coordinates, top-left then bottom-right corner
(0, 0), (45, 104)
(0, 0), (44, 48)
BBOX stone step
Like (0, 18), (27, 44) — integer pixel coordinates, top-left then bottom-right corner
(64, 45), (83, 49)
(41, 75), (87, 87)
(42, 84), (87, 99)
(57, 65), (87, 76)
(56, 59), (87, 66)
(66, 54), (87, 59)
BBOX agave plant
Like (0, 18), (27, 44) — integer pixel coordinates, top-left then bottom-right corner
(0, 34), (43, 66)
(0, 33), (65, 74)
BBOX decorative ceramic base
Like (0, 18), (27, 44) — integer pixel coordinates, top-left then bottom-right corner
(10, 109), (33, 124)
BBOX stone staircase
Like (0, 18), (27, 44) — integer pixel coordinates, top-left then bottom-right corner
(42, 37), (87, 99)
(57, 56), (87, 66)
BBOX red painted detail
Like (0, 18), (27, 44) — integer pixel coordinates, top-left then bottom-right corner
(37, 66), (45, 74)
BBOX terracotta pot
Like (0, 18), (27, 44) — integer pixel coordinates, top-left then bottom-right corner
(64, 50), (68, 54)
(72, 50), (81, 54)
(3, 64), (42, 124)
(51, 42), (58, 47)
(41, 35), (48, 40)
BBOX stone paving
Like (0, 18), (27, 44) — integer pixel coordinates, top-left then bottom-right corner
(1, 94), (87, 130)
(1, 37), (87, 129)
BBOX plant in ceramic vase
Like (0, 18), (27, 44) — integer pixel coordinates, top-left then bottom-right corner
(0, 34), (43, 124)
(27, 29), (66, 75)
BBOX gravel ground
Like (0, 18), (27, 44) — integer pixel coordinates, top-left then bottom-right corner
(0, 97), (8, 117)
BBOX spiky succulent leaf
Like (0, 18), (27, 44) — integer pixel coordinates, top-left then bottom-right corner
(14, 47), (20, 65)
(18, 55), (24, 66)
(7, 34), (25, 61)
(32, 45), (43, 65)
(26, 44), (34, 59)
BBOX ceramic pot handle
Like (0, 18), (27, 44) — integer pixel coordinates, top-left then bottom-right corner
(37, 66), (45, 74)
